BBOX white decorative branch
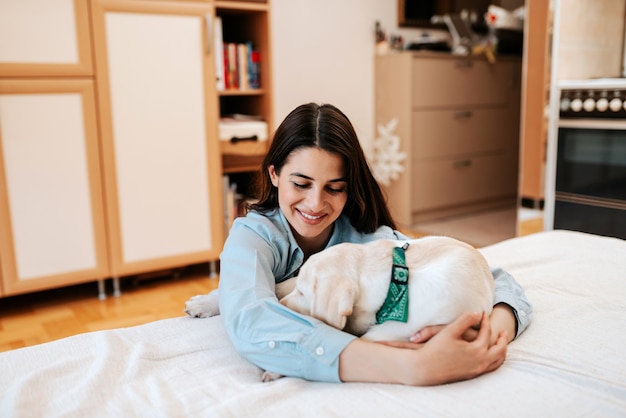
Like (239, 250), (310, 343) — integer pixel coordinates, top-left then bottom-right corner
(370, 118), (406, 187)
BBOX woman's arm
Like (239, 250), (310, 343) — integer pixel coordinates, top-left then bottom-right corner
(340, 312), (508, 385)
(219, 220), (357, 382)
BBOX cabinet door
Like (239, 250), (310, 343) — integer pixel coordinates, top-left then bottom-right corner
(0, 80), (108, 295)
(0, 0), (92, 76)
(91, 0), (224, 277)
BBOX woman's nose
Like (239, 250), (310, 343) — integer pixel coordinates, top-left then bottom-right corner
(306, 188), (326, 211)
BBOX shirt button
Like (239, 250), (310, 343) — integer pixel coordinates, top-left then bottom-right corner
(268, 341), (276, 349)
(315, 346), (324, 356)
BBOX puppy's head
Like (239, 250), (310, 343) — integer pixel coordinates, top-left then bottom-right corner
(279, 246), (359, 330)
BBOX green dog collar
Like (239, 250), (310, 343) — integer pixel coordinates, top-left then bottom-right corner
(375, 242), (410, 324)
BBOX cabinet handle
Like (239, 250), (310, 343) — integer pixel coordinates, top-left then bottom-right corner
(453, 159), (472, 168)
(453, 110), (473, 119)
(205, 14), (213, 55)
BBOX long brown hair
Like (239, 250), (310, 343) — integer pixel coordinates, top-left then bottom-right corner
(249, 103), (397, 232)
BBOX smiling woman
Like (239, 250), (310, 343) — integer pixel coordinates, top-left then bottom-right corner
(210, 102), (531, 386)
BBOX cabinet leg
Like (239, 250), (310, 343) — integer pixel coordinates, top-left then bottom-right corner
(112, 277), (121, 298)
(98, 279), (107, 300)
(209, 261), (218, 278)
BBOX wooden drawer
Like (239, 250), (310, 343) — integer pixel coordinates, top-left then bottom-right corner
(411, 58), (518, 108)
(410, 151), (518, 212)
(411, 107), (516, 159)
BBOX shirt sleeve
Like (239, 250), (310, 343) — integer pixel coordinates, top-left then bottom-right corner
(218, 223), (356, 383)
(491, 267), (533, 338)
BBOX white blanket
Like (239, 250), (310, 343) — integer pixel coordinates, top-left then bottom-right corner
(1, 230), (625, 417)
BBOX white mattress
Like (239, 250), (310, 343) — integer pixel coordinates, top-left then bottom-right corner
(1, 230), (625, 417)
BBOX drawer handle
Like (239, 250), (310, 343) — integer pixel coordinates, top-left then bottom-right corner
(230, 135), (258, 144)
(453, 110), (473, 119)
(453, 159), (472, 168)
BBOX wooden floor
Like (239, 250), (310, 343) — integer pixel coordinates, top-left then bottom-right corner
(0, 264), (218, 353)
(0, 216), (543, 354)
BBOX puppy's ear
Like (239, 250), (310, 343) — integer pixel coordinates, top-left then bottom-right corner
(313, 280), (357, 330)
(333, 285), (356, 330)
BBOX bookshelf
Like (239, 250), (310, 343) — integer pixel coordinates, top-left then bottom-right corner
(215, 1), (274, 174)
(215, 1), (273, 232)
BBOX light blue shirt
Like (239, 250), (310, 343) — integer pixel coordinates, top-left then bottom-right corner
(218, 209), (532, 383)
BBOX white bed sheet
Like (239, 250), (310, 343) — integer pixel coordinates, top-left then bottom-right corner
(1, 230), (625, 417)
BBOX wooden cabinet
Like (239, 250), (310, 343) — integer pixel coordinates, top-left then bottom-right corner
(375, 52), (521, 227)
(0, 0), (109, 296)
(91, 0), (224, 278)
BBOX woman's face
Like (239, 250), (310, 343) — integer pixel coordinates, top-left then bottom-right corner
(269, 147), (348, 254)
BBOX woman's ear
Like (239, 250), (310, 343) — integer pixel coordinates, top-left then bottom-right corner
(268, 165), (279, 187)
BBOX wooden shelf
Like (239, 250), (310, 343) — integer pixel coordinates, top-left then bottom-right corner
(215, 1), (269, 12)
(219, 88), (265, 96)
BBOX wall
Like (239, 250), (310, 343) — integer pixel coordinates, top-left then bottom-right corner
(271, 0), (415, 154)
(554, 0), (625, 80)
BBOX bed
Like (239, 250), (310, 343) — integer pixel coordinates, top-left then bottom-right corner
(1, 230), (625, 417)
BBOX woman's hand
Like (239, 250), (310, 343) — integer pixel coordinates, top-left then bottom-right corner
(407, 311), (508, 385)
(409, 303), (517, 345)
(339, 311), (508, 386)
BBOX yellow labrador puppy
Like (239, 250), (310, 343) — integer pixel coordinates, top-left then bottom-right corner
(186, 236), (494, 342)
(278, 236), (494, 341)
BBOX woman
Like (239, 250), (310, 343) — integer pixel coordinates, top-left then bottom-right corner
(218, 103), (532, 385)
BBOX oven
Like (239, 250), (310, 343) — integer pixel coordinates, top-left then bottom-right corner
(545, 79), (626, 240)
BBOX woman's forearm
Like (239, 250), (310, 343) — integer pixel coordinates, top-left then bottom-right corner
(339, 339), (416, 384)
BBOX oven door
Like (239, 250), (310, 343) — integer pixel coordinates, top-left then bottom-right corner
(555, 120), (626, 239)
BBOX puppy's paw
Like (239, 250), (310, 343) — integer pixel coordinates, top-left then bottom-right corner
(184, 293), (220, 318)
(261, 371), (284, 382)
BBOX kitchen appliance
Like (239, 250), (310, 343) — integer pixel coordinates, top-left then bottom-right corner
(545, 78), (626, 240)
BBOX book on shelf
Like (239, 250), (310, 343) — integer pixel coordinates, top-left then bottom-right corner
(225, 42), (239, 90)
(223, 176), (240, 233)
(248, 44), (260, 89)
(220, 41), (260, 91)
(237, 43), (249, 90)
(222, 175), (258, 233)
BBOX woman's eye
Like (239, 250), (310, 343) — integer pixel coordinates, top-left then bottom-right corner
(293, 182), (309, 189)
(326, 186), (346, 194)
